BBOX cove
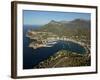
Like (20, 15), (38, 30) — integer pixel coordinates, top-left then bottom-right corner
(23, 26), (86, 69)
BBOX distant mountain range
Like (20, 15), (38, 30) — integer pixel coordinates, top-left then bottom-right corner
(43, 19), (90, 29)
(34, 19), (90, 37)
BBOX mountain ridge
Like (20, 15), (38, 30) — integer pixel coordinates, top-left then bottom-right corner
(31, 18), (90, 40)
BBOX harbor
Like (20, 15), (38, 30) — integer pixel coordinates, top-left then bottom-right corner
(27, 31), (87, 49)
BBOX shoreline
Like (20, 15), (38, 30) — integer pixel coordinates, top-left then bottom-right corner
(26, 31), (90, 55)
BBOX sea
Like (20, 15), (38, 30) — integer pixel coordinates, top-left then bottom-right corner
(23, 25), (86, 69)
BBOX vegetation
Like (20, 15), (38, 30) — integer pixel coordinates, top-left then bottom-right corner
(34, 50), (91, 68)
(27, 19), (91, 68)
(32, 19), (90, 45)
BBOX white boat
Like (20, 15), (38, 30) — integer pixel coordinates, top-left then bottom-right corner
(43, 41), (57, 47)
(47, 41), (57, 44)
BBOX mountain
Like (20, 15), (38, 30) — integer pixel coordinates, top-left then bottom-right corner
(35, 19), (90, 37)
(69, 19), (90, 29)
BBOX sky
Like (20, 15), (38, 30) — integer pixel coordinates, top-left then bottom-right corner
(23, 10), (91, 25)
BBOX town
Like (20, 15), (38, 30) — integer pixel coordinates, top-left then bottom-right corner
(26, 30), (90, 55)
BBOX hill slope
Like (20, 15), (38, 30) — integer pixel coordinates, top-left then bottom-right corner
(36, 19), (90, 38)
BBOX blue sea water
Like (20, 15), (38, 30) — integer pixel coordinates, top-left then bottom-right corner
(23, 25), (86, 69)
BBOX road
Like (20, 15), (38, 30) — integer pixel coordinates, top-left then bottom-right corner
(52, 57), (68, 67)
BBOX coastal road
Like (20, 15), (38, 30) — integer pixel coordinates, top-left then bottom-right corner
(52, 57), (68, 67)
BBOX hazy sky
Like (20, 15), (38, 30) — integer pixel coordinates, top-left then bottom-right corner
(23, 10), (90, 25)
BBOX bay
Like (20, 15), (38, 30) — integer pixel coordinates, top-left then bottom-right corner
(23, 25), (86, 69)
